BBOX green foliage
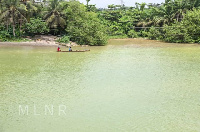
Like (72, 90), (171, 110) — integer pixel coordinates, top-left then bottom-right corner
(1, 0), (200, 44)
(0, 25), (30, 42)
(140, 30), (148, 37)
(24, 18), (49, 36)
(0, 0), (27, 37)
(147, 27), (163, 40)
(44, 0), (66, 31)
(99, 0), (200, 41)
(163, 23), (192, 43)
(57, 35), (70, 43)
(127, 30), (138, 38)
(182, 8), (200, 43)
(0, 30), (10, 41)
(0, 25), (10, 41)
(64, 1), (108, 46)
(162, 9), (200, 43)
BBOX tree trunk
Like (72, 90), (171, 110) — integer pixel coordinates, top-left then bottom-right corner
(6, 20), (8, 31)
(12, 24), (16, 37)
(86, 0), (90, 8)
(12, 11), (16, 37)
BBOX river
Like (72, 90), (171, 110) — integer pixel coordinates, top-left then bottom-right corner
(0, 39), (200, 132)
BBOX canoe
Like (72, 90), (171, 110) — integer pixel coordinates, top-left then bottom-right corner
(57, 50), (90, 52)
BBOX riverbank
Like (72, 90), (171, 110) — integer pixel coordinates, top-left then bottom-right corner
(0, 41), (58, 46)
(109, 38), (200, 47)
(0, 38), (200, 47)
(0, 35), (79, 47)
(0, 41), (86, 47)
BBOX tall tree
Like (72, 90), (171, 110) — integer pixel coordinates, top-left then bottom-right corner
(86, 0), (90, 7)
(44, 0), (66, 33)
(0, 0), (27, 36)
(22, 0), (38, 22)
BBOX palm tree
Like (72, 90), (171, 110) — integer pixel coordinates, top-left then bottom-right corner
(21, 0), (38, 22)
(187, 0), (200, 9)
(44, 0), (66, 31)
(173, 0), (200, 22)
(86, 0), (90, 7)
(0, 0), (3, 9)
(0, 0), (27, 36)
(172, 0), (190, 22)
(152, 2), (176, 26)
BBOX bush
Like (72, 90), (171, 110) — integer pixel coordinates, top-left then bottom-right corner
(163, 23), (193, 43)
(0, 30), (10, 41)
(181, 9), (200, 43)
(64, 1), (108, 46)
(57, 36), (70, 43)
(147, 27), (163, 40)
(24, 18), (49, 36)
(108, 23), (125, 36)
(0, 25), (10, 41)
(161, 9), (200, 43)
(140, 30), (148, 37)
(127, 30), (138, 38)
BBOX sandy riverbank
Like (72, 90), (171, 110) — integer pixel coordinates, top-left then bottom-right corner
(0, 35), (79, 47)
(0, 41), (84, 47)
(0, 41), (58, 46)
(0, 38), (147, 47)
(1, 38), (199, 47)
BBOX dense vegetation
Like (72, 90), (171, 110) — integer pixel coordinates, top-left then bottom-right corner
(1, 0), (200, 45)
(0, 0), (108, 45)
(99, 0), (200, 43)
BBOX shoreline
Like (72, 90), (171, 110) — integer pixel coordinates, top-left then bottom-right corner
(0, 38), (200, 46)
(109, 38), (200, 45)
(0, 41), (58, 47)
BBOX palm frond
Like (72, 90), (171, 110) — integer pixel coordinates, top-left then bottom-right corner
(0, 10), (10, 20)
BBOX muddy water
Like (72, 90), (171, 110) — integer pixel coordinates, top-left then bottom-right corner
(0, 39), (200, 132)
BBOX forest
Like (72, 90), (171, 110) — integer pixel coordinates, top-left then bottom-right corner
(0, 0), (200, 45)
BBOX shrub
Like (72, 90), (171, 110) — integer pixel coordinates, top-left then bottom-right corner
(181, 9), (200, 43)
(163, 23), (193, 43)
(147, 27), (163, 40)
(64, 1), (108, 46)
(24, 18), (49, 36)
(140, 30), (148, 38)
(161, 9), (200, 43)
(0, 25), (10, 41)
(0, 30), (10, 41)
(57, 36), (70, 43)
(127, 30), (138, 38)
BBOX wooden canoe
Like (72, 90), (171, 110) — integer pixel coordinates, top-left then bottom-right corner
(57, 50), (90, 52)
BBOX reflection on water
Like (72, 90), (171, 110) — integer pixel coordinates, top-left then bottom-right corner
(0, 39), (200, 132)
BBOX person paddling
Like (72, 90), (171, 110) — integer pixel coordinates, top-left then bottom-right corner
(57, 46), (61, 52)
(69, 47), (72, 51)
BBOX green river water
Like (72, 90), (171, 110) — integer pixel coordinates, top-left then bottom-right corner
(0, 39), (200, 132)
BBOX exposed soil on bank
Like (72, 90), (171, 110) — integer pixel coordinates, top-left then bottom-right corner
(0, 35), (78, 47)
(1, 37), (200, 47)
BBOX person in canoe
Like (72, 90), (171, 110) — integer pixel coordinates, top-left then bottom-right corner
(69, 47), (72, 51)
(57, 46), (61, 52)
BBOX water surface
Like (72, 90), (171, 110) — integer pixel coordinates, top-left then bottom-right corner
(0, 39), (200, 132)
